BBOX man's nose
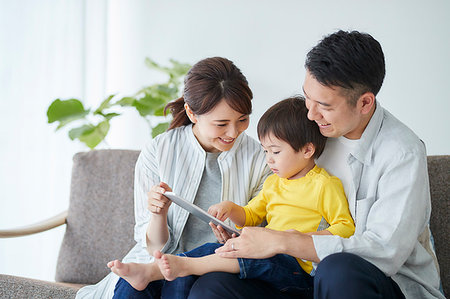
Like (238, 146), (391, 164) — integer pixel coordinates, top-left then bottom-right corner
(307, 102), (319, 120)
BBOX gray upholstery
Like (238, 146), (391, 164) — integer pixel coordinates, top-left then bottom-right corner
(427, 155), (449, 296)
(0, 151), (448, 298)
(0, 274), (79, 299)
(55, 149), (140, 284)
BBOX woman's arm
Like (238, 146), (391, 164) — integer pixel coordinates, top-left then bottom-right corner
(215, 226), (320, 263)
(145, 182), (172, 255)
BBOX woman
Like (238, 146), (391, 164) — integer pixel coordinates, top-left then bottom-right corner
(76, 57), (270, 298)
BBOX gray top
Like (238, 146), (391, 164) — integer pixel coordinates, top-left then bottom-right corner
(176, 151), (222, 253)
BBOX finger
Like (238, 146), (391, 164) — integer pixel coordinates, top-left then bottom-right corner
(209, 222), (224, 243)
(159, 182), (172, 192)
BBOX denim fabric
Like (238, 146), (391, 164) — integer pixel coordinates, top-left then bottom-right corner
(188, 272), (306, 299)
(112, 243), (221, 299)
(186, 243), (313, 295)
(238, 253), (313, 295)
(314, 252), (405, 299)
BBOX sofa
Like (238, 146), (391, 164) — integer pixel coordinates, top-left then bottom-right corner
(0, 150), (448, 298)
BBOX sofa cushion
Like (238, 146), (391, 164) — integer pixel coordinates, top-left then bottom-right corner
(427, 155), (449, 296)
(55, 150), (140, 284)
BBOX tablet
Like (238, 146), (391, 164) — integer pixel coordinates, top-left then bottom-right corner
(164, 192), (241, 236)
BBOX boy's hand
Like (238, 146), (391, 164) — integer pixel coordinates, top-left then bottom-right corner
(147, 182), (172, 215)
(209, 222), (237, 244)
(208, 200), (235, 221)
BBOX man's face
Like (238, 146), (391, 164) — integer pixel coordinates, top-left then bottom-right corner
(302, 70), (366, 140)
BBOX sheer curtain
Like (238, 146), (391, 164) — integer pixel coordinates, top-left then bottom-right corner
(0, 0), (112, 281)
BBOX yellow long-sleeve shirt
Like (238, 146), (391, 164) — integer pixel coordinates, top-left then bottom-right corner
(242, 165), (355, 273)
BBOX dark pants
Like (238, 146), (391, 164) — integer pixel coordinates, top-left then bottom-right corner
(114, 250), (405, 299)
(113, 244), (213, 299)
(187, 252), (405, 299)
(113, 243), (313, 298)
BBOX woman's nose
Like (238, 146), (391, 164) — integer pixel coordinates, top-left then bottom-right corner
(226, 125), (238, 138)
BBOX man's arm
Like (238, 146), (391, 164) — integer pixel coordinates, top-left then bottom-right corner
(215, 226), (320, 263)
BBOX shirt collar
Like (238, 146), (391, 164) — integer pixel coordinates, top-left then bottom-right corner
(351, 101), (384, 165)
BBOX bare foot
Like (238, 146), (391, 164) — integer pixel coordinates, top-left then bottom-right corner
(107, 259), (162, 291)
(155, 252), (189, 281)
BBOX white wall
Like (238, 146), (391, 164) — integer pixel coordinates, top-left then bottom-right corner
(1, 0), (449, 281)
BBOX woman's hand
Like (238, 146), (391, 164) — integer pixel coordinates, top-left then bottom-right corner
(147, 182), (172, 215)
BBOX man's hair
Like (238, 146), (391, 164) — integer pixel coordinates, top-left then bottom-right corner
(305, 30), (385, 106)
(257, 96), (326, 159)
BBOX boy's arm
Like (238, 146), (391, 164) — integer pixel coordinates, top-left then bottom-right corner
(208, 201), (246, 227)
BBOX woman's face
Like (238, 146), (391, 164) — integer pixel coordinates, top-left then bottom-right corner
(189, 99), (250, 153)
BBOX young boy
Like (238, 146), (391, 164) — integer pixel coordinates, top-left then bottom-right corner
(108, 96), (355, 294)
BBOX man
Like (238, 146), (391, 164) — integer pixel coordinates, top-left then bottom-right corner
(188, 30), (444, 299)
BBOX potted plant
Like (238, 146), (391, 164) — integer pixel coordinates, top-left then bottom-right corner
(46, 58), (191, 149)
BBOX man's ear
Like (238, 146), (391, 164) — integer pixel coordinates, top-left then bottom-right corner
(358, 92), (376, 115)
(184, 103), (197, 123)
(302, 143), (316, 159)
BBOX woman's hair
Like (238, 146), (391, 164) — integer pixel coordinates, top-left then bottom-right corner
(305, 30), (385, 106)
(165, 57), (253, 130)
(257, 96), (327, 159)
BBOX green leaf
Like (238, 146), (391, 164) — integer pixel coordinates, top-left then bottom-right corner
(154, 106), (167, 116)
(78, 121), (110, 149)
(47, 99), (89, 129)
(152, 122), (169, 138)
(116, 96), (136, 107)
(104, 113), (120, 120)
(145, 57), (169, 74)
(169, 59), (191, 78)
(94, 94), (116, 114)
(133, 94), (167, 117)
(68, 124), (95, 140)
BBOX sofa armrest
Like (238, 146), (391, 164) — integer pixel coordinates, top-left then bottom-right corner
(0, 210), (67, 238)
(0, 274), (84, 299)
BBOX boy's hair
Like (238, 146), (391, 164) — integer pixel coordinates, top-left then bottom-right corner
(257, 96), (326, 159)
(305, 30), (385, 106)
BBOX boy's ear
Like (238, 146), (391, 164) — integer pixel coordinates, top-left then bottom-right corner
(184, 103), (197, 123)
(302, 143), (316, 159)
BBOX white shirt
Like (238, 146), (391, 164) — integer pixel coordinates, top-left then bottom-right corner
(314, 103), (444, 299)
(76, 124), (271, 298)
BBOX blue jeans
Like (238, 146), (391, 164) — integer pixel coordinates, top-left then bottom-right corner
(113, 244), (216, 299)
(187, 252), (406, 299)
(113, 243), (313, 298)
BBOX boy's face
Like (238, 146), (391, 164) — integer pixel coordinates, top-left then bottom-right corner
(302, 70), (367, 140)
(260, 134), (314, 180)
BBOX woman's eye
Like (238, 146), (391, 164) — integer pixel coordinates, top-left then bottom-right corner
(239, 118), (248, 122)
(216, 124), (226, 127)
(273, 151), (280, 155)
